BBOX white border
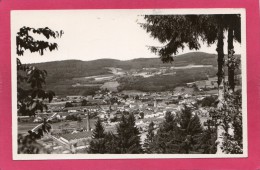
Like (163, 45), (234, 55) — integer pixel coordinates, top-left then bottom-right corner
(11, 8), (247, 160)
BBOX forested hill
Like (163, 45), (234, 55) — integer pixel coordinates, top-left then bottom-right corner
(22, 52), (241, 95)
(30, 52), (222, 80)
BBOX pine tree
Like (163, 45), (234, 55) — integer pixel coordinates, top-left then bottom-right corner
(92, 118), (105, 139)
(104, 132), (119, 153)
(88, 118), (106, 153)
(116, 114), (143, 153)
(149, 112), (181, 153)
(143, 121), (155, 153)
(177, 106), (203, 153)
(148, 107), (204, 154)
(88, 139), (106, 154)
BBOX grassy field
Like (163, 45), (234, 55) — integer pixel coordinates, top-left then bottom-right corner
(101, 81), (119, 92)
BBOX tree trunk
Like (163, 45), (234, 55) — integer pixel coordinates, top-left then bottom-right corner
(216, 26), (225, 103)
(228, 27), (235, 92)
(227, 27), (235, 142)
(216, 25), (225, 154)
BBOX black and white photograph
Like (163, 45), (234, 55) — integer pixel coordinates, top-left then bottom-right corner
(11, 9), (247, 159)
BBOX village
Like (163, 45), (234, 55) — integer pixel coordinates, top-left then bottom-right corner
(17, 74), (231, 154)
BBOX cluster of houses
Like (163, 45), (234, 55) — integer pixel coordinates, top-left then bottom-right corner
(21, 87), (219, 153)
(186, 74), (242, 90)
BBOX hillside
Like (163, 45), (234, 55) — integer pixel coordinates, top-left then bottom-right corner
(33, 52), (218, 79)
(25, 52), (240, 95)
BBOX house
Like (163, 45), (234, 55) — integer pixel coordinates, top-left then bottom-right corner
(186, 82), (196, 88)
(59, 131), (92, 145)
(93, 94), (103, 99)
(205, 80), (215, 89)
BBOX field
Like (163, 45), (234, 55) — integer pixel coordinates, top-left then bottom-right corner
(101, 81), (120, 92)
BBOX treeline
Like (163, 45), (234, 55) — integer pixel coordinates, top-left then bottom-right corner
(88, 106), (217, 154)
(117, 67), (217, 92)
(31, 52), (223, 83)
(88, 114), (143, 153)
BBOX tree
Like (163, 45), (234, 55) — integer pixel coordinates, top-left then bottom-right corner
(81, 99), (88, 106)
(92, 118), (105, 139)
(88, 118), (106, 153)
(139, 112), (144, 119)
(143, 121), (155, 153)
(140, 14), (241, 99)
(192, 83), (199, 92)
(225, 15), (241, 91)
(17, 61), (56, 116)
(149, 111), (180, 153)
(140, 14), (226, 102)
(16, 26), (63, 56)
(17, 26), (63, 117)
(197, 123), (217, 154)
(147, 108), (204, 154)
(65, 102), (73, 108)
(210, 90), (243, 154)
(116, 114), (143, 153)
(104, 132), (119, 153)
(122, 94), (129, 100)
(16, 26), (63, 153)
(198, 95), (218, 107)
(176, 106), (203, 153)
(140, 14), (241, 153)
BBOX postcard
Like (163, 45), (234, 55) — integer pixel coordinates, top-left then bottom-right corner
(11, 9), (248, 160)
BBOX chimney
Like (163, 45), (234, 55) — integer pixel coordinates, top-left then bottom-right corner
(86, 111), (91, 132)
(84, 109), (91, 132)
(154, 99), (157, 108)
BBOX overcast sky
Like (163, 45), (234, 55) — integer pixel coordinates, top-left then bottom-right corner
(11, 10), (242, 64)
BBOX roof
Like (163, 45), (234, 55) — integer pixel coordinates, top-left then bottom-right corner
(60, 131), (92, 141)
(65, 105), (100, 110)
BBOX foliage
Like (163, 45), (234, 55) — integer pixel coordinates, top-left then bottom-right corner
(65, 114), (81, 121)
(116, 114), (143, 153)
(16, 26), (62, 154)
(92, 118), (105, 139)
(89, 119), (107, 153)
(18, 134), (47, 154)
(148, 111), (181, 153)
(148, 107), (204, 154)
(225, 15), (241, 91)
(16, 26), (63, 56)
(81, 99), (88, 106)
(103, 132), (119, 153)
(18, 119), (52, 154)
(17, 60), (56, 116)
(143, 121), (155, 153)
(196, 124), (217, 154)
(88, 139), (106, 154)
(209, 90), (243, 154)
(198, 95), (218, 107)
(140, 15), (204, 63)
(88, 119), (106, 153)
(139, 112), (144, 119)
(117, 67), (216, 92)
(64, 102), (74, 108)
(141, 15), (241, 90)
(89, 114), (143, 154)
(17, 26), (62, 116)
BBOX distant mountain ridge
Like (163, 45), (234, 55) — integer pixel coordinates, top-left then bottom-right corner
(34, 52), (218, 69)
(27, 52), (240, 95)
(33, 52), (240, 74)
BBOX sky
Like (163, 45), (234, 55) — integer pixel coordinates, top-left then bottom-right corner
(11, 9), (243, 64)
